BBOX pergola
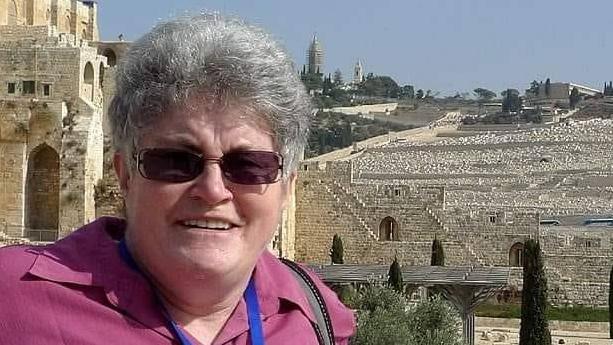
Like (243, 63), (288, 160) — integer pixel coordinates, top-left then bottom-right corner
(310, 264), (511, 345)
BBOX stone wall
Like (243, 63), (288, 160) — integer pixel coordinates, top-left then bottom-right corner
(0, 0), (96, 37)
(0, 19), (104, 240)
(294, 159), (613, 306)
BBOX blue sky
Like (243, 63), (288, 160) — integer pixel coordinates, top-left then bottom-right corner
(98, 0), (612, 96)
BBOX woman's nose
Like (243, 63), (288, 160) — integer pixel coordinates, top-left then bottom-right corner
(188, 163), (234, 204)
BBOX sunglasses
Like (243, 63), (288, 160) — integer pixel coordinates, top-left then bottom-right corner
(134, 148), (283, 185)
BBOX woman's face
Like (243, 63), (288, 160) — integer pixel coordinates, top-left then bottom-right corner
(115, 99), (293, 283)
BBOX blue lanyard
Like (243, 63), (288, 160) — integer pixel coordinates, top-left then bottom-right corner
(118, 239), (265, 345)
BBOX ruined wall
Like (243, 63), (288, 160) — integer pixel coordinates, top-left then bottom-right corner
(0, 22), (104, 240)
(295, 161), (613, 306)
(295, 161), (449, 265)
(540, 226), (613, 306)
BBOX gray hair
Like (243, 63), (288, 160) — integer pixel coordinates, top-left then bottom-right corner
(108, 13), (312, 176)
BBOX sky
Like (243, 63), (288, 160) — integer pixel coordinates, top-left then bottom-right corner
(98, 0), (613, 97)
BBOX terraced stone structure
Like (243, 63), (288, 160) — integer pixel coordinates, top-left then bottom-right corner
(295, 119), (613, 306)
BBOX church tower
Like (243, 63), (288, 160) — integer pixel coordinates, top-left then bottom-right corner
(306, 34), (323, 75)
(353, 59), (364, 84)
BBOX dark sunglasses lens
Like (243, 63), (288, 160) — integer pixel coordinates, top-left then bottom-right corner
(221, 152), (281, 184)
(140, 149), (201, 182)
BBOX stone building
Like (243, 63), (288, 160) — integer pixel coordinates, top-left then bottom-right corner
(526, 81), (601, 108)
(306, 34), (323, 75)
(293, 120), (613, 306)
(353, 59), (363, 84)
(0, 0), (123, 240)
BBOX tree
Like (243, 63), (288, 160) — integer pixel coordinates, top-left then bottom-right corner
(351, 285), (462, 345)
(352, 284), (412, 345)
(388, 256), (403, 293)
(544, 78), (551, 96)
(415, 89), (424, 99)
(527, 80), (540, 97)
(473, 88), (496, 101)
(431, 237), (445, 266)
(359, 75), (400, 98)
(609, 265), (613, 339)
(604, 81), (613, 96)
(330, 234), (344, 264)
(519, 239), (551, 345)
(405, 296), (463, 345)
(333, 69), (343, 86)
(300, 71), (323, 93)
(502, 88), (522, 113)
(399, 84), (415, 99)
(569, 87), (580, 109)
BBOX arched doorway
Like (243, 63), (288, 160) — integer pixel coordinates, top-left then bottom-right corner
(103, 48), (117, 67)
(509, 242), (524, 267)
(25, 144), (59, 240)
(8, 0), (19, 25)
(83, 62), (94, 101)
(379, 216), (399, 241)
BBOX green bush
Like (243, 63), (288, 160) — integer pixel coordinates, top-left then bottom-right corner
(352, 285), (462, 345)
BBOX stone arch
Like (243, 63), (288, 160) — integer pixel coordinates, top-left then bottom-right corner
(25, 144), (59, 240)
(7, 0), (19, 25)
(509, 242), (524, 267)
(83, 61), (94, 101)
(378, 216), (399, 241)
(103, 48), (117, 67)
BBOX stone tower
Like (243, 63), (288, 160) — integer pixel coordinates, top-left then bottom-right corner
(306, 34), (323, 75)
(0, 0), (107, 241)
(353, 59), (363, 84)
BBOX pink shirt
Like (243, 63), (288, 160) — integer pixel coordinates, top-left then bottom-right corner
(0, 217), (355, 344)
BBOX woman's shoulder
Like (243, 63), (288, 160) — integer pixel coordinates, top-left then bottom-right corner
(258, 253), (356, 341)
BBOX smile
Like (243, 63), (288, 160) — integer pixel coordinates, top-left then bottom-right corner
(181, 219), (234, 231)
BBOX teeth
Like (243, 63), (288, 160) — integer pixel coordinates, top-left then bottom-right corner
(183, 219), (231, 230)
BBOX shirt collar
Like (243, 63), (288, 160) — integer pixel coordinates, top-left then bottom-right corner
(27, 217), (174, 340)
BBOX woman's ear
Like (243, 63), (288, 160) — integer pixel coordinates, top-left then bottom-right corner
(113, 151), (131, 196)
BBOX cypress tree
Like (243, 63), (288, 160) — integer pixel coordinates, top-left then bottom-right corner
(609, 265), (613, 339)
(519, 239), (551, 345)
(330, 234), (344, 264)
(388, 256), (403, 293)
(569, 87), (580, 109)
(431, 236), (445, 266)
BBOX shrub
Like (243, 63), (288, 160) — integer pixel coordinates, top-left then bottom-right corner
(352, 284), (462, 345)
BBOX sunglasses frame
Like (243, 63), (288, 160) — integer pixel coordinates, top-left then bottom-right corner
(133, 148), (284, 185)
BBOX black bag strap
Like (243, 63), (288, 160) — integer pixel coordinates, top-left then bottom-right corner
(280, 258), (335, 345)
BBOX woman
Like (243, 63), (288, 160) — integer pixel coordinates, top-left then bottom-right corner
(0, 13), (355, 344)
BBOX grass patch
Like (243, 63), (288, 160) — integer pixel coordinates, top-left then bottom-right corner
(475, 303), (609, 322)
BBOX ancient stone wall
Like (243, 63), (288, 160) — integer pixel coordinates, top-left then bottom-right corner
(295, 158), (613, 306)
(0, 20), (104, 240)
(297, 161), (461, 266)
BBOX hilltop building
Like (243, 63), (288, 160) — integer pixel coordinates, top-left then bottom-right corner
(353, 59), (363, 84)
(526, 81), (600, 108)
(306, 34), (323, 75)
